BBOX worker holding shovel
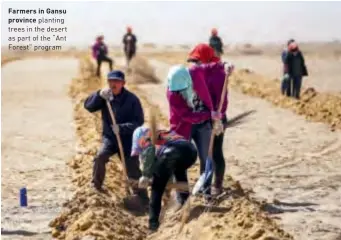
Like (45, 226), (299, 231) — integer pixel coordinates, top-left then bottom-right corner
(131, 126), (197, 232)
(84, 70), (149, 205)
(188, 43), (234, 196)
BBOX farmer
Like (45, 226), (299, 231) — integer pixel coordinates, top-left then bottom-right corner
(280, 39), (295, 96)
(84, 70), (148, 204)
(209, 28), (224, 57)
(92, 35), (113, 77)
(166, 50), (225, 197)
(122, 26), (137, 68)
(284, 40), (308, 99)
(131, 126), (197, 231)
(187, 43), (233, 195)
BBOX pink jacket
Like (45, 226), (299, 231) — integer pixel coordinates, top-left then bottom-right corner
(167, 63), (225, 139)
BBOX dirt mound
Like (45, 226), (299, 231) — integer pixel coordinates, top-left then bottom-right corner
(129, 57), (160, 84)
(231, 70), (341, 131)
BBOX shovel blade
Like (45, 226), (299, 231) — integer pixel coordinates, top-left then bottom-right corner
(192, 157), (213, 196)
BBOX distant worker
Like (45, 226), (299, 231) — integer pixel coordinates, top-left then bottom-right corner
(209, 28), (224, 57)
(284, 40), (308, 99)
(280, 39), (294, 96)
(84, 70), (148, 205)
(92, 35), (113, 77)
(122, 26), (137, 68)
(131, 126), (197, 232)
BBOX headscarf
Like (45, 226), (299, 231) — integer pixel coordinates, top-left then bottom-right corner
(167, 65), (194, 108)
(188, 43), (220, 63)
(131, 126), (150, 156)
(288, 41), (298, 52)
(211, 28), (218, 36)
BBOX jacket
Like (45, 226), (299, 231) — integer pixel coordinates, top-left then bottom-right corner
(167, 64), (215, 139)
(209, 36), (223, 54)
(284, 50), (308, 77)
(122, 33), (137, 53)
(92, 42), (108, 59)
(84, 88), (144, 144)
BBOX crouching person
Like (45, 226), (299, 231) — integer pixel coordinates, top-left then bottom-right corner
(131, 127), (197, 232)
(84, 70), (148, 204)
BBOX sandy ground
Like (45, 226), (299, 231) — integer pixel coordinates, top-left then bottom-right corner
(138, 59), (341, 240)
(1, 58), (78, 239)
(223, 55), (341, 93)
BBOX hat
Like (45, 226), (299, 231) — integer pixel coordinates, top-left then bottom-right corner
(107, 70), (125, 81)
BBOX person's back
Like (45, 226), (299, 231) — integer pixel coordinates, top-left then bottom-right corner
(209, 28), (223, 56)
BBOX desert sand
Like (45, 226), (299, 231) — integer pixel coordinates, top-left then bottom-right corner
(1, 58), (78, 239)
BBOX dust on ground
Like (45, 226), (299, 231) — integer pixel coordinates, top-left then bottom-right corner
(1, 58), (78, 239)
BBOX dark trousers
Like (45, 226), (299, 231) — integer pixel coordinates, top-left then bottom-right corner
(92, 138), (147, 198)
(149, 141), (197, 230)
(96, 55), (113, 77)
(285, 76), (302, 99)
(124, 49), (136, 65)
(292, 76), (302, 99)
(212, 130), (226, 189)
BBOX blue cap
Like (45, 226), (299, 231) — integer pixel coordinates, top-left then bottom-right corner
(107, 70), (125, 81)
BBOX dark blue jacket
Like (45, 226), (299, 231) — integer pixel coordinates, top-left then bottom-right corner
(84, 88), (144, 145)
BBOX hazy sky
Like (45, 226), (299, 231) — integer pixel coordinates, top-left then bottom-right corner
(2, 1), (341, 46)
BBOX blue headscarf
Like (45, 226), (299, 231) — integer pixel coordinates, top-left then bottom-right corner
(167, 65), (194, 108)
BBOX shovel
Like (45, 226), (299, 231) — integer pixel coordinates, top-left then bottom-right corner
(192, 67), (230, 196)
(106, 100), (134, 195)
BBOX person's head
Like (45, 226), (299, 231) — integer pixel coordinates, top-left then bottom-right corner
(187, 43), (220, 64)
(211, 28), (218, 36)
(127, 26), (132, 33)
(288, 41), (299, 52)
(287, 39), (295, 46)
(107, 70), (125, 95)
(131, 126), (156, 177)
(167, 65), (194, 108)
(97, 35), (104, 43)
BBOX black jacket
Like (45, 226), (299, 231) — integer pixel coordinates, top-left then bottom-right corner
(123, 33), (137, 53)
(209, 36), (223, 54)
(284, 50), (308, 77)
(84, 88), (144, 144)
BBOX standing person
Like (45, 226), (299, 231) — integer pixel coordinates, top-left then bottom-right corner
(209, 28), (224, 57)
(122, 26), (137, 68)
(281, 39), (295, 96)
(92, 35), (113, 77)
(84, 70), (148, 204)
(187, 43), (233, 196)
(131, 126), (197, 232)
(284, 40), (308, 99)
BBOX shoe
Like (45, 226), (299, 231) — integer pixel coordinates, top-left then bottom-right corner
(149, 221), (159, 233)
(90, 182), (105, 193)
(211, 186), (223, 196)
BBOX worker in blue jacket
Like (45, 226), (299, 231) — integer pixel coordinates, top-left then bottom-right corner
(84, 70), (148, 203)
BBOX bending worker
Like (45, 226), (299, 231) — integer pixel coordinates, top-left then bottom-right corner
(131, 126), (197, 232)
(84, 70), (148, 205)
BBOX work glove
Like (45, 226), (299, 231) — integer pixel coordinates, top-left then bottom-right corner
(111, 124), (120, 135)
(213, 120), (224, 136)
(138, 176), (151, 189)
(99, 87), (113, 101)
(223, 62), (234, 75)
(211, 111), (222, 121)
